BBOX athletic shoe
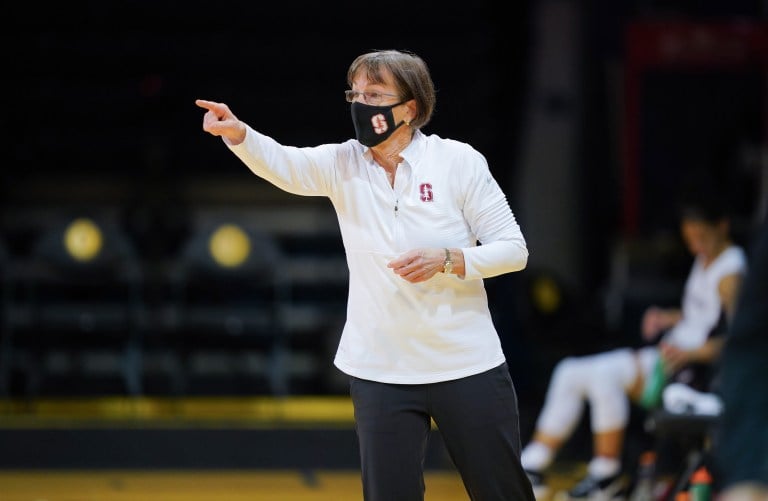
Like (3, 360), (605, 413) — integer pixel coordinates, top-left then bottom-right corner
(526, 469), (551, 501)
(564, 472), (627, 501)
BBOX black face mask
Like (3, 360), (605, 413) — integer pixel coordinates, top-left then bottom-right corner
(350, 101), (406, 147)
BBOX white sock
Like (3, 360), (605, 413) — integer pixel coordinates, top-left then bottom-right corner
(521, 442), (554, 472)
(587, 456), (621, 479)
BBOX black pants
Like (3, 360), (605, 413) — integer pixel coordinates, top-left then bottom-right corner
(350, 363), (535, 501)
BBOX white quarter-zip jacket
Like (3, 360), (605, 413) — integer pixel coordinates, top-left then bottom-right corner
(227, 127), (528, 384)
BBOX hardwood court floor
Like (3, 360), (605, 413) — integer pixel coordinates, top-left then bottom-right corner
(0, 466), (583, 501)
(0, 397), (586, 500)
(0, 469), (462, 501)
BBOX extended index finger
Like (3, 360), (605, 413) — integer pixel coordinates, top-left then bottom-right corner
(195, 99), (219, 111)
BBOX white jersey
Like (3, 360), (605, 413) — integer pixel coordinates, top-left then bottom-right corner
(663, 245), (747, 350)
(228, 128), (528, 384)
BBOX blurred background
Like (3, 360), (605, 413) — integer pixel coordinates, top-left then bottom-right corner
(0, 0), (766, 496)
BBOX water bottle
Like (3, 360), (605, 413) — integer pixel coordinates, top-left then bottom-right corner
(629, 451), (657, 501)
(689, 466), (712, 501)
(640, 357), (666, 409)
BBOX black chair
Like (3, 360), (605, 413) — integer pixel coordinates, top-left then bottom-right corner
(643, 405), (721, 501)
(628, 341), (726, 499)
(0, 214), (145, 397)
(153, 219), (288, 396)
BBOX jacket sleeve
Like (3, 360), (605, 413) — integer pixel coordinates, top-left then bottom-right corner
(226, 125), (338, 197)
(459, 148), (528, 280)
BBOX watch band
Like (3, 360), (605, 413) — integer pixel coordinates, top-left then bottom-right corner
(443, 248), (453, 274)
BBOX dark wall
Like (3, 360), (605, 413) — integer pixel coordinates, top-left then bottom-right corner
(4, 2), (532, 197)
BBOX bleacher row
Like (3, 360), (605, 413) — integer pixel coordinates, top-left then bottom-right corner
(0, 203), (349, 398)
